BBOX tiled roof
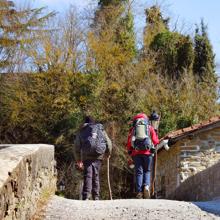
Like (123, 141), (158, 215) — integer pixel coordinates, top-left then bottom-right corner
(161, 116), (220, 142)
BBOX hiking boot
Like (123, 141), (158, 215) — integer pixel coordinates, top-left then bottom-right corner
(82, 194), (91, 200)
(143, 185), (150, 199)
(136, 192), (143, 199)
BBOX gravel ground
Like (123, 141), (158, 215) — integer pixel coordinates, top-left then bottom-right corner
(41, 196), (220, 220)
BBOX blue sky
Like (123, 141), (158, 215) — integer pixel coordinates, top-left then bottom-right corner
(18, 0), (220, 71)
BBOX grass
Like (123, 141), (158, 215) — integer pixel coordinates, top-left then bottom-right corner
(31, 186), (56, 220)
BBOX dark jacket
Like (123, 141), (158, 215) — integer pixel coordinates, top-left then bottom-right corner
(74, 123), (112, 161)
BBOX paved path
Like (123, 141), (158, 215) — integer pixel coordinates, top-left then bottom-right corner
(41, 196), (220, 220)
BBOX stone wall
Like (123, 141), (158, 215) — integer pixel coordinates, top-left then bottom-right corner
(173, 161), (220, 201)
(0, 144), (56, 220)
(155, 144), (180, 198)
(156, 127), (220, 201)
(178, 127), (220, 183)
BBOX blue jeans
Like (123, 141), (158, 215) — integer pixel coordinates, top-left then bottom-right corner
(133, 155), (153, 192)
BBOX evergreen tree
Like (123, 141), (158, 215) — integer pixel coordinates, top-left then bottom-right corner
(150, 31), (194, 79)
(0, 0), (54, 71)
(116, 9), (136, 57)
(193, 19), (216, 82)
(143, 6), (194, 79)
(98, 0), (127, 7)
(92, 0), (136, 60)
(143, 5), (169, 48)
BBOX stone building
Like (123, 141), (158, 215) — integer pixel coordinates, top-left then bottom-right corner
(156, 117), (220, 201)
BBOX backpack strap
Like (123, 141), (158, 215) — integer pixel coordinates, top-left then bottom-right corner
(146, 125), (153, 147)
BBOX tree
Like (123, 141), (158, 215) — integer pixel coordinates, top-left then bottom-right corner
(29, 6), (85, 73)
(143, 5), (169, 48)
(0, 70), (76, 143)
(193, 19), (217, 83)
(87, 0), (137, 121)
(150, 31), (194, 79)
(142, 6), (194, 79)
(98, 0), (127, 7)
(92, 0), (136, 61)
(0, 0), (54, 72)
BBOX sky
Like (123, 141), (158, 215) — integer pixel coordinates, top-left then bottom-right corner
(16, 0), (220, 71)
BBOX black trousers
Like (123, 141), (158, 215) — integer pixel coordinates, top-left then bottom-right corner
(82, 159), (102, 200)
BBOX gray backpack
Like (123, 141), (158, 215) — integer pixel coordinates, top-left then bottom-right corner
(80, 123), (107, 156)
(132, 118), (153, 150)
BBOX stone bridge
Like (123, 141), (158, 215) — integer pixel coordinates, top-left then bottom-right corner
(0, 144), (56, 220)
(1, 144), (220, 220)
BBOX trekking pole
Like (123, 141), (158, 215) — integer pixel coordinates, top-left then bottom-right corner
(151, 147), (157, 198)
(107, 156), (112, 200)
(149, 111), (160, 199)
(79, 148), (84, 200)
(79, 179), (84, 200)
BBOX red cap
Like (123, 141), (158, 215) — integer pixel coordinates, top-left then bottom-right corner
(133, 113), (148, 121)
(128, 113), (148, 125)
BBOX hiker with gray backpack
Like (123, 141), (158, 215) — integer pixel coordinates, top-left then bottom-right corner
(126, 113), (159, 199)
(74, 116), (112, 200)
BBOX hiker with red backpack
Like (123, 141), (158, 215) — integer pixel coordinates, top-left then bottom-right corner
(126, 113), (159, 199)
(74, 116), (112, 200)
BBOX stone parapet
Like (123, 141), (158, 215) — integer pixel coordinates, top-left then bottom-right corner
(172, 161), (220, 201)
(178, 128), (220, 183)
(0, 144), (56, 220)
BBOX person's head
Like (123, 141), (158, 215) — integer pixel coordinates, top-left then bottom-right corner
(149, 110), (160, 121)
(84, 115), (95, 124)
(149, 110), (160, 132)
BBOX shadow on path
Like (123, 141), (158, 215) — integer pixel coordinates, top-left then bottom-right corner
(0, 145), (11, 150)
(194, 200), (220, 217)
